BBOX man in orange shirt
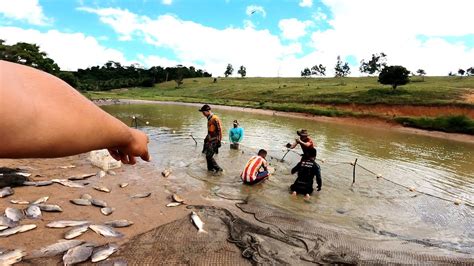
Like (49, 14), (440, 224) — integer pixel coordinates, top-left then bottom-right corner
(199, 104), (223, 173)
(287, 129), (316, 159)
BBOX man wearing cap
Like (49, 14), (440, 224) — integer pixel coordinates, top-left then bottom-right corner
(199, 104), (223, 172)
(229, 120), (244, 150)
(286, 129), (316, 158)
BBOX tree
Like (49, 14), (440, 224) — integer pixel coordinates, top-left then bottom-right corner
(57, 72), (78, 88)
(467, 67), (474, 76)
(378, 65), (410, 89)
(416, 69), (426, 81)
(237, 65), (247, 78)
(334, 56), (351, 77)
(224, 63), (234, 77)
(300, 67), (311, 78)
(311, 64), (326, 76)
(458, 69), (465, 77)
(359, 52), (387, 75)
(0, 41), (60, 74)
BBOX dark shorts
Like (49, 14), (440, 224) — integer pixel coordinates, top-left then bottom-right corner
(243, 171), (269, 185)
(290, 182), (313, 195)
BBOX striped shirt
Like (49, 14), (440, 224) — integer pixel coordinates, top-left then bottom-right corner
(241, 155), (267, 183)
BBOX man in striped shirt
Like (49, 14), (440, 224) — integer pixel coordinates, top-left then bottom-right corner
(241, 149), (269, 185)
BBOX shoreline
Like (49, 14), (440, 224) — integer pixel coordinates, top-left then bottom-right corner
(110, 99), (474, 144)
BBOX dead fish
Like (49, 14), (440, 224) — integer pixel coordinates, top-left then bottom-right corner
(0, 249), (25, 265)
(91, 243), (119, 263)
(131, 192), (151, 198)
(80, 193), (93, 200)
(64, 225), (90, 240)
(106, 170), (116, 176)
(29, 240), (83, 258)
(172, 194), (185, 203)
(161, 169), (172, 177)
(0, 187), (14, 198)
(9, 199), (30, 205)
(34, 180), (54, 187)
(98, 258), (128, 266)
(100, 207), (115, 216)
(37, 204), (63, 212)
(191, 211), (206, 233)
(98, 170), (107, 178)
(32, 196), (49, 204)
(16, 172), (31, 177)
(119, 183), (129, 188)
(0, 224), (36, 237)
(5, 207), (24, 222)
(0, 216), (17, 228)
(63, 242), (95, 265)
(68, 173), (95, 181)
(104, 220), (133, 228)
(59, 165), (76, 169)
(70, 199), (91, 206)
(91, 199), (108, 208)
(89, 225), (124, 238)
(21, 181), (38, 186)
(0, 226), (7, 231)
(46, 220), (90, 228)
(94, 186), (111, 193)
(52, 179), (84, 188)
(25, 205), (42, 219)
(166, 202), (182, 207)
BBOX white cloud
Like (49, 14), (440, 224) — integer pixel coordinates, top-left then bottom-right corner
(312, 8), (327, 21)
(299, 0), (313, 8)
(162, 0), (172, 5)
(0, 26), (129, 70)
(0, 0), (50, 25)
(279, 18), (313, 40)
(246, 5), (266, 17)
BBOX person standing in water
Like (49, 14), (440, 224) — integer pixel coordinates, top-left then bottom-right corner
(229, 120), (244, 149)
(290, 148), (321, 200)
(287, 129), (316, 158)
(199, 104), (223, 173)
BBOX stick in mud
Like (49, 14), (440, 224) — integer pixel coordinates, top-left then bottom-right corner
(190, 134), (198, 145)
(352, 158), (358, 184)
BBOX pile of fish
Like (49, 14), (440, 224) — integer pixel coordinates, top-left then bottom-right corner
(166, 194), (185, 207)
(69, 193), (115, 216)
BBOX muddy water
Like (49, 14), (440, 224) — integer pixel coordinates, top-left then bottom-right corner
(103, 103), (474, 254)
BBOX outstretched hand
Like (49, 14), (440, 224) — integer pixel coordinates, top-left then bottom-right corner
(108, 128), (150, 165)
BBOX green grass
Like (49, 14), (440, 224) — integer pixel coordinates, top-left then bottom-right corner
(395, 115), (474, 134)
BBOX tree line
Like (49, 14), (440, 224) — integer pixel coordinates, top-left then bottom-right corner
(0, 40), (212, 91)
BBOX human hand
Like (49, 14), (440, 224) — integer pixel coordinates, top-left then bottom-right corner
(108, 128), (150, 165)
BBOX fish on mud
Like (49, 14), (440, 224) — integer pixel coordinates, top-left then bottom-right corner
(62, 242), (95, 265)
(32, 196), (49, 205)
(131, 192), (151, 198)
(100, 207), (115, 216)
(5, 207), (24, 222)
(0, 187), (14, 198)
(0, 249), (25, 265)
(0, 224), (36, 237)
(64, 225), (90, 240)
(25, 205), (42, 219)
(80, 193), (93, 200)
(89, 225), (124, 238)
(37, 204), (63, 212)
(91, 243), (119, 263)
(166, 202), (182, 207)
(59, 165), (76, 169)
(119, 183), (129, 188)
(52, 179), (85, 188)
(68, 173), (95, 181)
(46, 220), (90, 228)
(98, 170), (107, 178)
(161, 169), (172, 178)
(172, 194), (185, 203)
(94, 186), (111, 193)
(23, 181), (54, 187)
(0, 216), (17, 228)
(191, 211), (206, 233)
(91, 199), (108, 208)
(104, 220), (133, 228)
(106, 170), (116, 176)
(29, 240), (83, 258)
(70, 199), (91, 206)
(9, 199), (29, 205)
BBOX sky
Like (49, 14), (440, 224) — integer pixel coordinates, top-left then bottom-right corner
(0, 0), (473, 77)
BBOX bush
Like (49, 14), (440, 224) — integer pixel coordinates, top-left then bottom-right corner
(395, 115), (474, 134)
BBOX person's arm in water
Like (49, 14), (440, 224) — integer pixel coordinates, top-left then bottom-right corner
(0, 61), (149, 164)
(291, 162), (301, 175)
(237, 127), (244, 142)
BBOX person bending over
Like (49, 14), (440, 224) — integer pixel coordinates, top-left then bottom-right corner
(290, 148), (321, 200)
(241, 149), (269, 185)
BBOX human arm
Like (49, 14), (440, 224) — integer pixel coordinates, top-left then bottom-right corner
(237, 127), (244, 142)
(291, 162), (301, 175)
(0, 61), (149, 164)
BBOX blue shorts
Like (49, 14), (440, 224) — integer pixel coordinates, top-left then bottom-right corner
(243, 171), (269, 185)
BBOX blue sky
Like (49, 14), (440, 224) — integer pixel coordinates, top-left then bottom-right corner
(0, 0), (473, 76)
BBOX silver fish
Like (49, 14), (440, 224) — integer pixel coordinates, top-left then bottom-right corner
(32, 196), (49, 204)
(0, 187), (14, 198)
(59, 165), (76, 169)
(9, 199), (30, 205)
(0, 225), (7, 231)
(0, 224), (36, 237)
(0, 216), (17, 228)
(80, 193), (93, 200)
(166, 202), (182, 207)
(25, 205), (42, 219)
(68, 173), (95, 181)
(161, 169), (172, 177)
(100, 207), (115, 216)
(104, 220), (134, 228)
(46, 220), (90, 228)
(119, 183), (129, 188)
(91, 243), (119, 262)
(52, 179), (84, 188)
(5, 207), (24, 222)
(191, 211), (206, 233)
(0, 249), (25, 265)
(94, 186), (111, 193)
(21, 181), (38, 186)
(35, 180), (54, 186)
(172, 194), (185, 203)
(91, 199), (108, 208)
(37, 204), (63, 212)
(106, 170), (117, 176)
(29, 240), (83, 258)
(64, 225), (89, 240)
(89, 224), (124, 238)
(62, 242), (95, 265)
(98, 170), (106, 178)
(131, 192), (151, 198)
(70, 199), (91, 206)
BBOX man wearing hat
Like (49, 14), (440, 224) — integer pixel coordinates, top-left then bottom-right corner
(229, 120), (244, 150)
(199, 104), (223, 172)
(286, 129), (316, 158)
